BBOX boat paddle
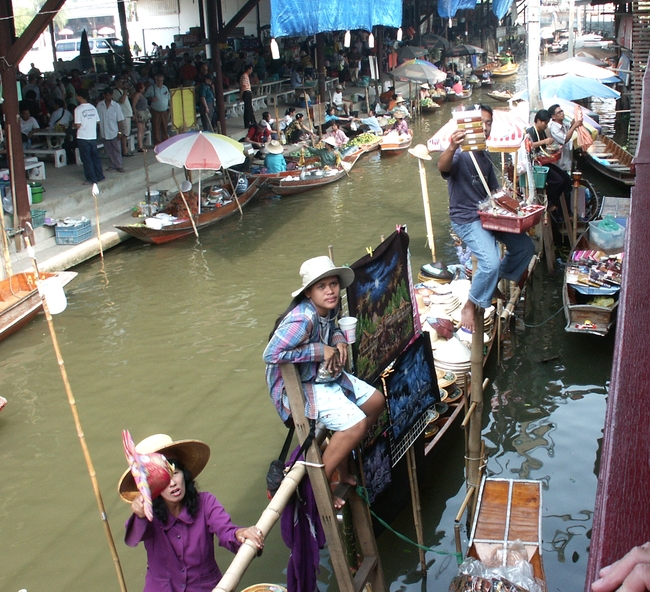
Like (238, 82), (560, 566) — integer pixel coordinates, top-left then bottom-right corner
(92, 183), (104, 260)
(171, 169), (199, 238)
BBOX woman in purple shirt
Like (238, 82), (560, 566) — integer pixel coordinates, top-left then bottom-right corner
(119, 434), (264, 592)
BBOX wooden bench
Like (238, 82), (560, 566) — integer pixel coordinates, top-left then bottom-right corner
(267, 90), (295, 106)
(24, 148), (67, 168)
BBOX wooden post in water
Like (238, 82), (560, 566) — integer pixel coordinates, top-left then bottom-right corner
(406, 447), (427, 573)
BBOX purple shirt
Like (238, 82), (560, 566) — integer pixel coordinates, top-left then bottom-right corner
(125, 491), (241, 592)
(263, 299), (350, 422)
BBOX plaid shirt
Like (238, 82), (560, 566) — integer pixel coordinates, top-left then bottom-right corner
(263, 299), (351, 422)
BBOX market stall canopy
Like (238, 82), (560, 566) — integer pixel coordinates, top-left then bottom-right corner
(427, 109), (528, 153)
(390, 59), (446, 85)
(443, 44), (486, 57)
(512, 74), (620, 101)
(541, 58), (621, 83)
(270, 0), (401, 38)
(154, 132), (245, 170)
(398, 46), (428, 62)
(438, 0), (513, 21)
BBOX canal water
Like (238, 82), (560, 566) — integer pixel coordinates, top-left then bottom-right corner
(0, 88), (620, 592)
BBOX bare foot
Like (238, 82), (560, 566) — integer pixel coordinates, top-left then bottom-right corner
(330, 482), (347, 510)
(493, 287), (506, 301)
(460, 300), (476, 333)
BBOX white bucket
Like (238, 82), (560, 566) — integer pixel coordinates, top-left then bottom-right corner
(146, 190), (160, 201)
(38, 276), (67, 315)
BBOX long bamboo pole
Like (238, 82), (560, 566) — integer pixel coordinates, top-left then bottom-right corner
(25, 238), (128, 592)
(213, 462), (306, 592)
(413, 153), (436, 262)
(92, 183), (104, 260)
(406, 446), (427, 573)
(467, 306), (485, 516)
(171, 169), (199, 237)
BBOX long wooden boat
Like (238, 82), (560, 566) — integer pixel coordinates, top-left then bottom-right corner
(467, 478), (546, 585)
(491, 62), (519, 77)
(259, 165), (349, 196)
(380, 130), (413, 156)
(446, 87), (473, 102)
(583, 135), (636, 187)
(114, 178), (262, 245)
(420, 101), (441, 113)
(0, 270), (77, 342)
(487, 90), (513, 102)
(563, 231), (621, 336)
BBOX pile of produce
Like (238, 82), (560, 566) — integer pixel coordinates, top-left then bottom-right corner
(347, 133), (381, 147)
(421, 97), (437, 107)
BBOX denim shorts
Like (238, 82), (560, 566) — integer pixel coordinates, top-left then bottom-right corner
(314, 372), (376, 431)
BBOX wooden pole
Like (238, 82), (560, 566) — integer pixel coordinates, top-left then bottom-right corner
(467, 306), (485, 504)
(365, 86), (370, 115)
(91, 183), (104, 260)
(223, 168), (244, 218)
(406, 446), (427, 573)
(213, 462), (306, 592)
(411, 152), (436, 262)
(572, 170), (582, 246)
(143, 149), (151, 201)
(24, 238), (129, 592)
(7, 125), (21, 251)
(171, 169), (199, 237)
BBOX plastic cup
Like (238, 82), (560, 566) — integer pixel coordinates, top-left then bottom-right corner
(338, 316), (358, 344)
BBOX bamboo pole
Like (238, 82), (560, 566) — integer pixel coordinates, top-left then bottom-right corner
(91, 183), (104, 260)
(171, 169), (199, 237)
(467, 306), (485, 495)
(572, 170), (582, 246)
(409, 146), (436, 262)
(406, 446), (427, 573)
(223, 168), (244, 218)
(24, 238), (128, 592)
(213, 462), (307, 592)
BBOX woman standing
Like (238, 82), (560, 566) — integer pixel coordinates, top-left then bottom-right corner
(119, 434), (264, 592)
(131, 82), (150, 152)
(239, 64), (255, 128)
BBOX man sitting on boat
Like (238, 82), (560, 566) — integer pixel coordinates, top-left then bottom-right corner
(245, 122), (271, 150)
(437, 103), (535, 332)
(264, 140), (287, 174)
(353, 108), (383, 135)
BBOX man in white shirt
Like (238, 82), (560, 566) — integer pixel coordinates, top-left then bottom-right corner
(145, 73), (170, 145)
(97, 88), (125, 173)
(113, 76), (134, 157)
(20, 108), (39, 147)
(547, 103), (583, 173)
(74, 89), (105, 184)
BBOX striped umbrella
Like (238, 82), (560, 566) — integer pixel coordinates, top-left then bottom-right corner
(154, 131), (245, 170)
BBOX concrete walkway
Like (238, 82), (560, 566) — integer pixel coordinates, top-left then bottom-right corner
(3, 83), (380, 273)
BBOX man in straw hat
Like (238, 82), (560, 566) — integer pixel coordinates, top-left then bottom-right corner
(119, 434), (264, 591)
(264, 257), (385, 508)
(264, 139), (287, 173)
(437, 103), (535, 333)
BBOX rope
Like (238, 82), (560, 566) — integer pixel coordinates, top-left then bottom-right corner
(512, 304), (565, 328)
(355, 485), (464, 565)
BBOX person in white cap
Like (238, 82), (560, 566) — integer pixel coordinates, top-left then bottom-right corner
(118, 434), (264, 592)
(263, 257), (385, 508)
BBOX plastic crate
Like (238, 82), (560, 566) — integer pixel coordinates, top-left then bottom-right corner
(479, 205), (545, 234)
(519, 166), (550, 189)
(589, 220), (625, 251)
(55, 219), (92, 245)
(30, 209), (47, 228)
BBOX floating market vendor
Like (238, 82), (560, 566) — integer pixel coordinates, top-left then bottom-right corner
(324, 121), (349, 147)
(309, 136), (340, 167)
(264, 140), (287, 173)
(285, 112), (316, 144)
(437, 103), (535, 333)
(325, 105), (351, 124)
(263, 257), (385, 509)
(452, 76), (464, 95)
(120, 434), (264, 592)
(353, 108), (382, 135)
(388, 111), (409, 135)
(391, 95), (410, 118)
(419, 83), (431, 99)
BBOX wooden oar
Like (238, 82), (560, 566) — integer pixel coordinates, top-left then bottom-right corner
(171, 169), (199, 238)
(408, 144), (436, 262)
(24, 237), (128, 592)
(223, 168), (244, 218)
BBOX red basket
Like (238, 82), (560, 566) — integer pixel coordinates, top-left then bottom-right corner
(479, 205), (545, 234)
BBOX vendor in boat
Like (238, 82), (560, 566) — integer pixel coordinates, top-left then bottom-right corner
(452, 76), (464, 95)
(120, 434), (264, 592)
(353, 108), (383, 135)
(264, 140), (287, 174)
(285, 112), (316, 144)
(324, 121), (349, 147)
(245, 121), (272, 150)
(391, 95), (410, 117)
(527, 109), (572, 211)
(419, 83), (431, 99)
(263, 256), (385, 508)
(325, 106), (351, 125)
(309, 136), (340, 167)
(388, 111), (409, 135)
(437, 103), (535, 333)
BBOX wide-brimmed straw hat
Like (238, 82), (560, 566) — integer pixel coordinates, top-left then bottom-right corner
(395, 96), (406, 103)
(394, 111), (406, 119)
(266, 140), (284, 154)
(292, 256), (355, 298)
(323, 137), (338, 148)
(408, 144), (432, 160)
(420, 83), (431, 89)
(118, 434), (210, 502)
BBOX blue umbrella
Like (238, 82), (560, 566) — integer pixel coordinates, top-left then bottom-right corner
(512, 74), (620, 101)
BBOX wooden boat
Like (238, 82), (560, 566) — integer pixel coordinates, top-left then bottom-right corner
(583, 135), (636, 187)
(114, 178), (262, 245)
(487, 90), (513, 102)
(473, 62), (499, 76)
(0, 270), (77, 342)
(467, 478), (546, 585)
(480, 77), (495, 87)
(259, 165), (349, 197)
(420, 101), (441, 113)
(446, 87), (473, 102)
(380, 130), (413, 156)
(563, 231), (621, 336)
(491, 62), (519, 77)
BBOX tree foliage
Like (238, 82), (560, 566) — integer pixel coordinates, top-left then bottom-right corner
(14, 0), (68, 37)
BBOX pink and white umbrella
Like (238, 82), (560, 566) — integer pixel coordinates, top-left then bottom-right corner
(427, 109), (528, 153)
(154, 131), (245, 170)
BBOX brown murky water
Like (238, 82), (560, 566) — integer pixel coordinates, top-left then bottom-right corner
(1, 89), (616, 592)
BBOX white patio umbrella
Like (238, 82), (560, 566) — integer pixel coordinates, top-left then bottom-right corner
(541, 59), (620, 83)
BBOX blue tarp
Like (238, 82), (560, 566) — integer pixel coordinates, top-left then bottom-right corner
(270, 0), (402, 38)
(492, 0), (513, 20)
(437, 0), (513, 21)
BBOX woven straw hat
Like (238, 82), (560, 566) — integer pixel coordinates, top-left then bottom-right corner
(408, 144), (432, 160)
(323, 137), (338, 148)
(292, 256), (355, 298)
(266, 140), (284, 154)
(118, 434), (210, 502)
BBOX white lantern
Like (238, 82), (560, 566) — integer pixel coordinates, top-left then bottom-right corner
(270, 38), (280, 60)
(344, 30), (351, 48)
(368, 33), (375, 48)
(397, 28), (403, 42)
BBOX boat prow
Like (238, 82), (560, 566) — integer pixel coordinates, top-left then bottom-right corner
(583, 135), (636, 187)
(380, 130), (413, 156)
(491, 62), (519, 77)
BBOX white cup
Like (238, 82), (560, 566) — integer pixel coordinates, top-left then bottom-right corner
(338, 316), (358, 344)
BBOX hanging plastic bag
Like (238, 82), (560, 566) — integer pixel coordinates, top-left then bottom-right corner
(576, 125), (594, 151)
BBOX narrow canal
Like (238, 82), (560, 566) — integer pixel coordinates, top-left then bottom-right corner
(0, 88), (620, 592)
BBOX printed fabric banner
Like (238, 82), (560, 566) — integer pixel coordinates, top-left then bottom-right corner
(347, 229), (415, 385)
(270, 0), (402, 38)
